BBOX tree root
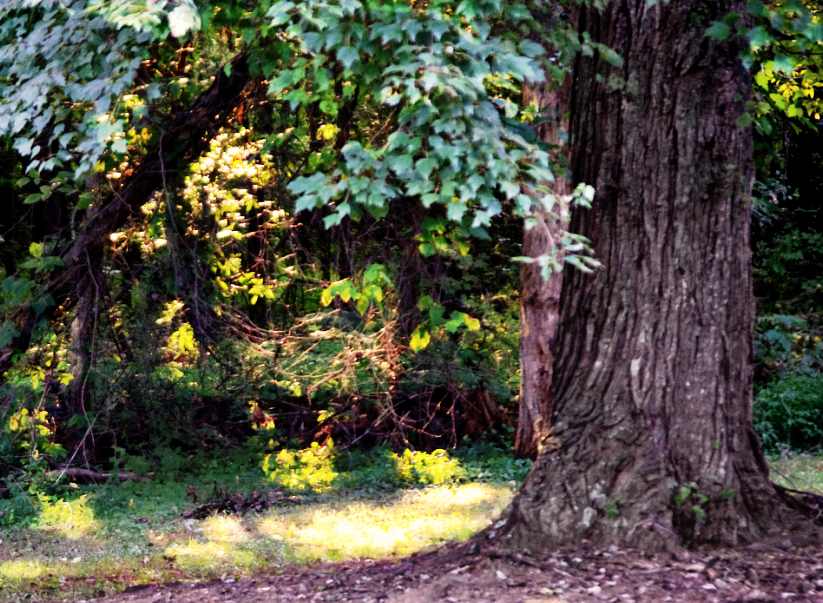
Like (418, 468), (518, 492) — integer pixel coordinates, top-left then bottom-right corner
(772, 481), (823, 524)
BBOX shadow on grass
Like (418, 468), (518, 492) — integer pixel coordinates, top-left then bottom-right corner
(0, 446), (517, 603)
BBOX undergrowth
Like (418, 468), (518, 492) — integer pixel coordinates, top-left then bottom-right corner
(0, 435), (528, 602)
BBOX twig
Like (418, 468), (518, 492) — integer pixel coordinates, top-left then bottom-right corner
(44, 468), (147, 483)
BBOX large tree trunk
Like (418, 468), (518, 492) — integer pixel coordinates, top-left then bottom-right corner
(500, 0), (809, 548)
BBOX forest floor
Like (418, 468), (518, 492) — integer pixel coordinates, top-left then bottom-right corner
(60, 536), (823, 603)
(2, 452), (823, 603)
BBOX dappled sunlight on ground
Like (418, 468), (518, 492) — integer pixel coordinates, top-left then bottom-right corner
(257, 483), (514, 561)
(0, 559), (47, 581)
(0, 481), (516, 601)
(200, 515), (252, 544)
(163, 539), (257, 570)
(399, 482), (508, 508)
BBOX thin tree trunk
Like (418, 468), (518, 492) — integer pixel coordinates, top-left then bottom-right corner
(500, 0), (810, 548)
(515, 79), (571, 460)
(68, 276), (96, 418)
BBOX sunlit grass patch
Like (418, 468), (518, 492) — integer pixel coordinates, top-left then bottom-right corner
(0, 559), (48, 581)
(200, 514), (252, 544)
(258, 483), (513, 562)
(769, 452), (823, 493)
(163, 539), (257, 571)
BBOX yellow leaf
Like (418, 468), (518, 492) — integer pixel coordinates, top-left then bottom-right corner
(410, 327), (431, 352)
(465, 316), (481, 331)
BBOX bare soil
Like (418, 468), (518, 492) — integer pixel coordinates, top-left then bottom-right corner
(62, 537), (823, 603)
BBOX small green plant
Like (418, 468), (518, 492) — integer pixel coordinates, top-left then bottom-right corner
(604, 498), (619, 518)
(672, 482), (709, 520)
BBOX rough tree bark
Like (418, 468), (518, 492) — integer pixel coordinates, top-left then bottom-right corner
(499, 0), (812, 548)
(514, 81), (570, 460)
(0, 54), (252, 375)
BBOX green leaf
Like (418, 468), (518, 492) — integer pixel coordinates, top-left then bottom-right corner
(519, 39), (544, 58)
(748, 25), (773, 48)
(337, 46), (359, 69)
(445, 312), (465, 334)
(419, 242), (436, 257)
(319, 99), (339, 117)
(747, 0), (768, 17)
(409, 327), (431, 352)
(429, 305), (445, 326)
(803, 21), (823, 42)
(363, 264), (386, 284)
(736, 112), (753, 128)
(786, 104), (804, 118)
(447, 202), (467, 221)
(417, 295), (435, 311)
(754, 70), (770, 89)
(111, 138), (128, 154)
(29, 242), (43, 258)
(773, 54), (795, 74)
(323, 213), (344, 228)
(24, 193), (42, 204)
(416, 157), (437, 180)
(0, 321), (19, 348)
(706, 21), (730, 41)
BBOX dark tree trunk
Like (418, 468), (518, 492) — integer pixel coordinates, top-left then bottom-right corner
(500, 0), (810, 548)
(68, 275), (96, 418)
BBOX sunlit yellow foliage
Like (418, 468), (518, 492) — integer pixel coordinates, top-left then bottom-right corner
(38, 494), (98, 538)
(180, 129), (290, 306)
(262, 441), (338, 492)
(165, 323), (199, 362)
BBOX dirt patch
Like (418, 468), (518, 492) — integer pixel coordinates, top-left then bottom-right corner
(60, 539), (823, 603)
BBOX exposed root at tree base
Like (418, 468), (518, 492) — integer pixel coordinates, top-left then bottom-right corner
(773, 481), (823, 526)
(59, 536), (823, 603)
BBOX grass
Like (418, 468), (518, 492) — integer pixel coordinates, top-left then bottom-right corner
(8, 440), (818, 603)
(769, 452), (823, 494)
(0, 437), (525, 602)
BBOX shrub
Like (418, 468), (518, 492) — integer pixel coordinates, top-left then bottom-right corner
(754, 374), (823, 452)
